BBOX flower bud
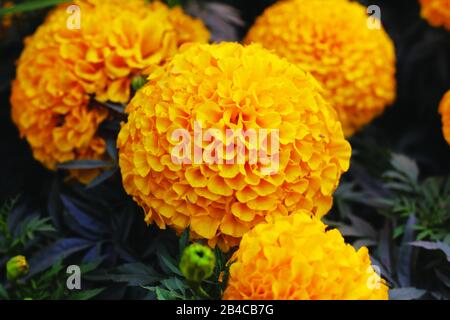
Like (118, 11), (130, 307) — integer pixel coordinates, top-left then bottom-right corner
(131, 75), (147, 91)
(6, 255), (29, 281)
(179, 243), (215, 283)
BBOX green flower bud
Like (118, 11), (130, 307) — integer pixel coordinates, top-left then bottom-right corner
(131, 75), (147, 91)
(179, 243), (215, 283)
(6, 255), (29, 281)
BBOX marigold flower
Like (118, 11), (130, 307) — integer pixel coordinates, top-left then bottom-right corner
(6, 255), (29, 281)
(420, 0), (450, 30)
(245, 0), (396, 136)
(10, 0), (209, 183)
(117, 42), (351, 250)
(180, 243), (216, 283)
(439, 90), (450, 145)
(223, 213), (388, 300)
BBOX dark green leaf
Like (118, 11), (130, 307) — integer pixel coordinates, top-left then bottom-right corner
(160, 254), (183, 276)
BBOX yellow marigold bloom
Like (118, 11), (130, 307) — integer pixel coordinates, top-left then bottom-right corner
(10, 0), (209, 183)
(117, 42), (351, 250)
(245, 0), (396, 137)
(439, 90), (450, 145)
(420, 0), (450, 30)
(223, 213), (388, 300)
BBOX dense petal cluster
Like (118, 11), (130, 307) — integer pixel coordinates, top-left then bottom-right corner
(10, 0), (209, 183)
(245, 0), (396, 136)
(223, 213), (388, 300)
(439, 90), (450, 145)
(420, 0), (450, 30)
(117, 42), (351, 250)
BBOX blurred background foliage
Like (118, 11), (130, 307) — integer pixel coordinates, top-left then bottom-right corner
(0, 0), (449, 300)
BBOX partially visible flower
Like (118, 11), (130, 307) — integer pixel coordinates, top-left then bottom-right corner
(180, 243), (216, 283)
(118, 42), (351, 250)
(439, 90), (450, 145)
(10, 0), (209, 183)
(223, 213), (388, 300)
(420, 0), (450, 30)
(6, 255), (29, 281)
(245, 0), (396, 136)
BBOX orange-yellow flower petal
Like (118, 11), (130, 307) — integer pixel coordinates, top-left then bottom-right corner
(439, 89), (450, 145)
(223, 213), (389, 300)
(118, 43), (351, 250)
(245, 0), (396, 136)
(10, 0), (209, 183)
(420, 0), (450, 30)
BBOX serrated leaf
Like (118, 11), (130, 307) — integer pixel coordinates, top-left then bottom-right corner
(390, 154), (419, 185)
(89, 263), (161, 286)
(161, 277), (188, 293)
(28, 238), (94, 276)
(384, 182), (415, 193)
(155, 287), (173, 300)
(79, 259), (104, 274)
(61, 195), (108, 237)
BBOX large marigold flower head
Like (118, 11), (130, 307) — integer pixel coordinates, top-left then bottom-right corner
(10, 0), (209, 183)
(420, 0), (450, 30)
(439, 90), (450, 145)
(223, 213), (388, 300)
(245, 0), (396, 136)
(117, 42), (351, 251)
